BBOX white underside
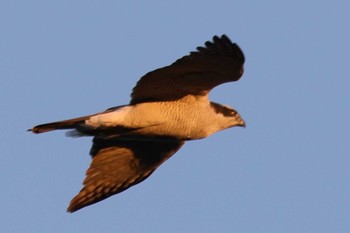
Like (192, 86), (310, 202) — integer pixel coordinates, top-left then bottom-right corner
(77, 98), (239, 140)
(86, 106), (134, 127)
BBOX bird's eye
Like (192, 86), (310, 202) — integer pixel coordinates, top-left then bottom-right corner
(230, 110), (237, 116)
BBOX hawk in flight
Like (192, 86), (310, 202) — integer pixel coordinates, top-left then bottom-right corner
(29, 35), (246, 212)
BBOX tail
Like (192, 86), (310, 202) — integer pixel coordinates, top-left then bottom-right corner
(29, 115), (92, 134)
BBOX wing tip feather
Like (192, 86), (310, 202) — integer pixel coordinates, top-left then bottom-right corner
(192, 34), (245, 64)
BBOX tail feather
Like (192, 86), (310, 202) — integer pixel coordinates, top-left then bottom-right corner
(29, 106), (126, 134)
(29, 115), (92, 134)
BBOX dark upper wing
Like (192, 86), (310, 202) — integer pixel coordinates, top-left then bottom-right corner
(67, 136), (184, 212)
(130, 35), (245, 104)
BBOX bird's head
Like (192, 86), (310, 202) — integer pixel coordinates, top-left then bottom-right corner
(211, 102), (246, 130)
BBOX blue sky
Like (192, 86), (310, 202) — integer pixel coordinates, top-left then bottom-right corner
(1, 1), (349, 232)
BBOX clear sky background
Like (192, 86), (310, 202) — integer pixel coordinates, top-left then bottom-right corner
(1, 1), (349, 232)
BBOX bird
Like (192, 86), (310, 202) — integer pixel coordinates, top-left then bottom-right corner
(29, 34), (246, 212)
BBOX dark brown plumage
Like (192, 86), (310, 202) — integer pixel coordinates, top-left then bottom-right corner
(67, 138), (184, 212)
(130, 35), (244, 104)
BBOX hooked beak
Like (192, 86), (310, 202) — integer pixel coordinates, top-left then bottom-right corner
(236, 114), (246, 128)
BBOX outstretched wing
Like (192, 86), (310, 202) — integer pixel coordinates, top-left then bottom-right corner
(67, 136), (184, 212)
(130, 35), (245, 104)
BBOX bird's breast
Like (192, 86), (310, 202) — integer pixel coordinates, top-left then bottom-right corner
(126, 101), (216, 140)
